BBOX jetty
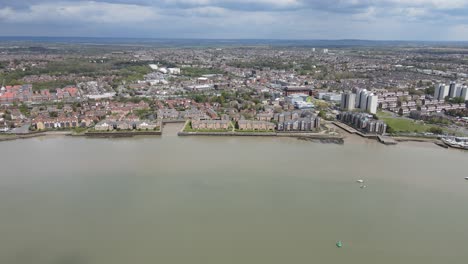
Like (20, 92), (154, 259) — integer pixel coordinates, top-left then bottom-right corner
(332, 121), (396, 145)
(377, 136), (397, 145)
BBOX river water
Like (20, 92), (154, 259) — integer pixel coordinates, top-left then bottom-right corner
(0, 124), (467, 264)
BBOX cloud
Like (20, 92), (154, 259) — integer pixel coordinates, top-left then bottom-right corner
(0, 0), (467, 40)
(0, 1), (158, 23)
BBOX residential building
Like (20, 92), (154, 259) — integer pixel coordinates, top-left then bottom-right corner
(238, 120), (275, 131)
(158, 109), (180, 119)
(434, 84), (449, 100)
(276, 112), (321, 132)
(318, 92), (342, 102)
(94, 120), (159, 131)
(366, 94), (378, 114)
(322, 93), (342, 102)
(448, 82), (460, 98)
(94, 121), (114, 131)
(338, 112), (387, 135)
(283, 86), (313, 96)
(359, 89), (369, 110)
(461, 86), (468, 101)
(191, 119), (230, 130)
(256, 112), (274, 121)
(341, 92), (356, 111)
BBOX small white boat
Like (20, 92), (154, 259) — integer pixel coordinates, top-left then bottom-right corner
(465, 177), (468, 180)
(356, 180), (364, 183)
(360, 185), (367, 189)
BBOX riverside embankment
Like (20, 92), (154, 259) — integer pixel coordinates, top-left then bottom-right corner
(178, 130), (344, 143)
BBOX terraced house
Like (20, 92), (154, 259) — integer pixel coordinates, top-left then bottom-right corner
(237, 120), (275, 131)
(191, 119), (230, 130)
(94, 120), (160, 131)
(33, 117), (81, 130)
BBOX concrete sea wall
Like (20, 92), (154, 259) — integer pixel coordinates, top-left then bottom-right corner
(84, 131), (162, 138)
(178, 131), (343, 139)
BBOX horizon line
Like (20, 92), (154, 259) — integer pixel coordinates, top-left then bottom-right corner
(1, 36), (468, 43)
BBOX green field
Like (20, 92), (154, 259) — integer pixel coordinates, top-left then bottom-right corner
(377, 111), (431, 133)
(382, 118), (431, 133)
(376, 111), (462, 135)
(181, 67), (224, 78)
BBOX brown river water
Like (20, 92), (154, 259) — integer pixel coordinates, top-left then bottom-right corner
(0, 124), (467, 264)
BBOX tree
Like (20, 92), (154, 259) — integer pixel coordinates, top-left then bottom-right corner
(193, 94), (207, 103)
(315, 101), (329, 111)
(19, 103), (30, 116)
(428, 127), (443, 134)
(425, 86), (435, 95)
(409, 88), (424, 96)
(447, 97), (466, 104)
(211, 95), (226, 104)
(318, 110), (326, 118)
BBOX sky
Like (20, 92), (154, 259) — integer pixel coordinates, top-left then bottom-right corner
(0, 0), (468, 40)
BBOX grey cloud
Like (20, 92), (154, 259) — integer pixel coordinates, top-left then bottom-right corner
(1, 0), (467, 13)
(0, 0), (467, 40)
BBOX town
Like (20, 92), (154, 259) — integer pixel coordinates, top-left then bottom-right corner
(0, 41), (467, 149)
(2, 0), (468, 261)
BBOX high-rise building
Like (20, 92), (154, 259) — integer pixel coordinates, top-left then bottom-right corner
(366, 94), (378, 114)
(460, 86), (468, 101)
(434, 84), (449, 100)
(359, 89), (368, 110)
(448, 82), (458, 98)
(356, 89), (367, 110)
(354, 88), (362, 108)
(456, 87), (463, 97)
(434, 84), (441, 99)
(341, 92), (356, 111)
(337, 112), (386, 135)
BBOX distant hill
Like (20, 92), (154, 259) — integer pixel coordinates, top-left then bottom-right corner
(0, 36), (467, 48)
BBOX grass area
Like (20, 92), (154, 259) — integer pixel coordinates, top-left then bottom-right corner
(32, 80), (76, 91)
(377, 111), (431, 133)
(228, 59), (295, 70)
(185, 129), (231, 132)
(72, 127), (88, 134)
(376, 111), (393, 118)
(0, 134), (16, 138)
(384, 118), (431, 133)
(116, 65), (152, 83)
(1, 59), (154, 87)
(376, 111), (460, 135)
(181, 67), (224, 77)
(0, 59), (112, 86)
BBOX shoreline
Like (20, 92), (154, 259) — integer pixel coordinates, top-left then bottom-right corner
(0, 125), (466, 151)
(0, 129), (163, 140)
(84, 131), (162, 138)
(177, 130), (344, 141)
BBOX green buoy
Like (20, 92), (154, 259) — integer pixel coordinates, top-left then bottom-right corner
(336, 241), (343, 248)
